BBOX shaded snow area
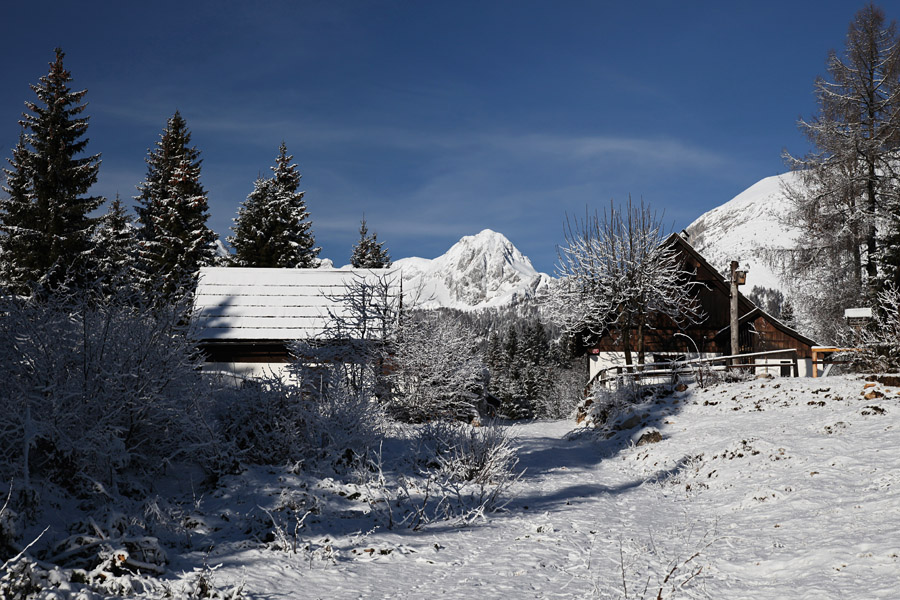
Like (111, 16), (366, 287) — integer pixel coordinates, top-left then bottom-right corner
(393, 229), (552, 310)
(9, 376), (900, 598)
(686, 173), (803, 292)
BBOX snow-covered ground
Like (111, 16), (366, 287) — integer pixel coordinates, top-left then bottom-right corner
(146, 374), (899, 599)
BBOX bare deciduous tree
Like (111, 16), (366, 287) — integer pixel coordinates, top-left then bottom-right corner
(552, 198), (704, 366)
(782, 4), (900, 339)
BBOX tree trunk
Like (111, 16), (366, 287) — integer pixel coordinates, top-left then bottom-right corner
(622, 321), (634, 372)
(866, 160), (879, 293)
(636, 319), (645, 365)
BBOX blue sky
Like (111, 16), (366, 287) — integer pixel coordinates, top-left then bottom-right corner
(0, 1), (874, 273)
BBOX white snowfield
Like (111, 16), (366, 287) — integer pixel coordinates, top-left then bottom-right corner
(393, 228), (552, 310)
(687, 173), (802, 292)
(181, 375), (899, 598)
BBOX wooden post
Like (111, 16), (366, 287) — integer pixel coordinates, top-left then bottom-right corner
(730, 261), (739, 365)
(811, 348), (818, 378)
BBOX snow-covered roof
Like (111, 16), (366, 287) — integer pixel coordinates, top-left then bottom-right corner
(193, 267), (400, 341)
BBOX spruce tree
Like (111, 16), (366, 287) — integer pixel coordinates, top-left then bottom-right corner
(350, 217), (392, 268)
(135, 111), (216, 298)
(92, 194), (137, 296)
(229, 142), (319, 268)
(0, 135), (36, 293)
(0, 48), (102, 295)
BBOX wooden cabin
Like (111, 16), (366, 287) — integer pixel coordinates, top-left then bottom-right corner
(193, 267), (401, 382)
(585, 233), (818, 381)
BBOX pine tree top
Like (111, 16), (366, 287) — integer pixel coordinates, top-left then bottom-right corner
(229, 142), (318, 268)
(350, 217), (392, 268)
(133, 112), (215, 299)
(272, 141), (301, 193)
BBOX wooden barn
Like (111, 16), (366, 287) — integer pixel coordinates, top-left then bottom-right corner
(585, 233), (818, 381)
(193, 267), (401, 381)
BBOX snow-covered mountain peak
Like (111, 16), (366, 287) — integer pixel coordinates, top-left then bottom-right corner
(435, 228), (538, 277)
(686, 172), (803, 292)
(394, 229), (550, 310)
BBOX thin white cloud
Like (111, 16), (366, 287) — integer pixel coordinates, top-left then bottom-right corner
(95, 99), (733, 173)
(495, 133), (731, 170)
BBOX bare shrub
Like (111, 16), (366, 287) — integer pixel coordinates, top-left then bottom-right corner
(385, 312), (488, 422)
(392, 421), (521, 529)
(562, 520), (719, 599)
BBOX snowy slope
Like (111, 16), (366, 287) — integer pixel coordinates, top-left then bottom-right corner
(393, 229), (552, 310)
(105, 375), (898, 598)
(687, 173), (803, 292)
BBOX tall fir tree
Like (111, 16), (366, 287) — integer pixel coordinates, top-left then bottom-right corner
(0, 48), (102, 295)
(135, 111), (216, 298)
(229, 141), (319, 268)
(350, 217), (392, 268)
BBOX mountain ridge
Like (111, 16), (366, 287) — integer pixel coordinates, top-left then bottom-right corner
(392, 229), (552, 310)
(686, 172), (803, 293)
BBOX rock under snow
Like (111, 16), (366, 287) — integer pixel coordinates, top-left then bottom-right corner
(393, 229), (552, 310)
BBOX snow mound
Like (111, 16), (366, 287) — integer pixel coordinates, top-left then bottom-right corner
(686, 172), (803, 292)
(394, 229), (552, 310)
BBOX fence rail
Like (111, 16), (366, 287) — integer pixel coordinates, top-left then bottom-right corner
(585, 349), (800, 393)
(810, 346), (861, 378)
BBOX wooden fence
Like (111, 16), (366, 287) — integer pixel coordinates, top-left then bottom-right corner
(810, 346), (861, 378)
(585, 349), (800, 393)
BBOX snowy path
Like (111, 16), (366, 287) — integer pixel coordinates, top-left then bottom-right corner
(199, 376), (900, 599)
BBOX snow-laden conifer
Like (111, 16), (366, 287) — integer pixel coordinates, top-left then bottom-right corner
(135, 111), (216, 299)
(350, 217), (391, 268)
(91, 195), (138, 297)
(0, 49), (102, 295)
(229, 142), (319, 267)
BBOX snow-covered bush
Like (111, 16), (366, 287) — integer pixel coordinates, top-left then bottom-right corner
(414, 421), (518, 485)
(215, 379), (307, 467)
(386, 312), (488, 422)
(392, 421), (520, 529)
(579, 380), (675, 431)
(0, 291), (216, 504)
(853, 284), (900, 371)
(580, 381), (643, 429)
(0, 554), (245, 600)
(0, 556), (43, 599)
(538, 367), (585, 419)
(216, 368), (387, 469)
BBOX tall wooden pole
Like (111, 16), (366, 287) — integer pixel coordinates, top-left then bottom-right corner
(730, 260), (739, 362)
